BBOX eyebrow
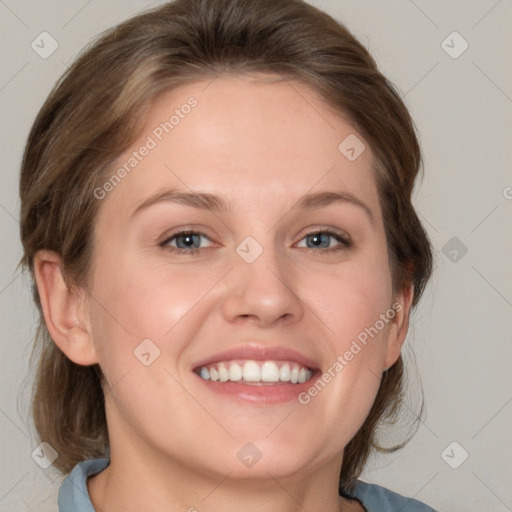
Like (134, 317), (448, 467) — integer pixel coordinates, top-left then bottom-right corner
(131, 188), (374, 224)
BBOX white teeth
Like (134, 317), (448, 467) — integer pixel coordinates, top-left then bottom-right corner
(228, 362), (243, 381)
(279, 363), (291, 382)
(290, 364), (299, 383)
(261, 361), (280, 382)
(242, 361), (261, 382)
(197, 360), (314, 384)
(218, 363), (229, 382)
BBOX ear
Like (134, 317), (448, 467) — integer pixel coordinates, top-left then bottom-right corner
(383, 280), (414, 371)
(33, 250), (99, 366)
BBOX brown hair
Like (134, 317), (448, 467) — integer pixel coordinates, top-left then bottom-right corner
(18, 0), (433, 492)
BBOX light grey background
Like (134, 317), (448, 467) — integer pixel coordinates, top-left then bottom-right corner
(1, 1), (511, 511)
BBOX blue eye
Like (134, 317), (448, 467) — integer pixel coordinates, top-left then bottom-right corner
(297, 230), (351, 251)
(160, 231), (211, 254)
(160, 229), (351, 255)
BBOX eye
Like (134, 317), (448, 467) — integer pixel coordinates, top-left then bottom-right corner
(159, 230), (213, 255)
(296, 229), (352, 251)
(159, 228), (352, 256)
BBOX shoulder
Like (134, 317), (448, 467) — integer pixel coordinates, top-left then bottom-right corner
(57, 457), (110, 512)
(350, 479), (438, 512)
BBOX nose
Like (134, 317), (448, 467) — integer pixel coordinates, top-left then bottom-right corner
(221, 242), (304, 328)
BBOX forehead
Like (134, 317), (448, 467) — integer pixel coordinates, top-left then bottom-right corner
(98, 73), (380, 219)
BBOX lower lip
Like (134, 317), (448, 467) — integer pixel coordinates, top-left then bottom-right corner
(194, 373), (319, 404)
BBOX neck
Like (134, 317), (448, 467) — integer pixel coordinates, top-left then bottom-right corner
(87, 438), (352, 512)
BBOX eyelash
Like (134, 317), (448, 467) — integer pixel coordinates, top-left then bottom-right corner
(159, 229), (352, 256)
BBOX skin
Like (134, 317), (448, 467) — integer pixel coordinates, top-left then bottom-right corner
(34, 73), (413, 512)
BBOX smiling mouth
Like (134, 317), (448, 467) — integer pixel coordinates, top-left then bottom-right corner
(194, 360), (315, 385)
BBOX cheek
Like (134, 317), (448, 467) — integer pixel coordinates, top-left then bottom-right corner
(87, 258), (219, 427)
(296, 250), (394, 414)
(303, 251), (393, 345)
(88, 255), (225, 372)
(92, 253), (203, 331)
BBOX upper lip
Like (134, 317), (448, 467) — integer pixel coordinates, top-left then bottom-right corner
(192, 344), (320, 371)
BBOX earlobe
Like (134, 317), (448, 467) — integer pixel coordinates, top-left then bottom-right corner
(383, 282), (414, 371)
(33, 250), (99, 366)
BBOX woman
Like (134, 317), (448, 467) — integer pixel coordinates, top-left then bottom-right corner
(19, 0), (436, 510)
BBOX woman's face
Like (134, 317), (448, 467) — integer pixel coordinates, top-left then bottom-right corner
(82, 73), (409, 479)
